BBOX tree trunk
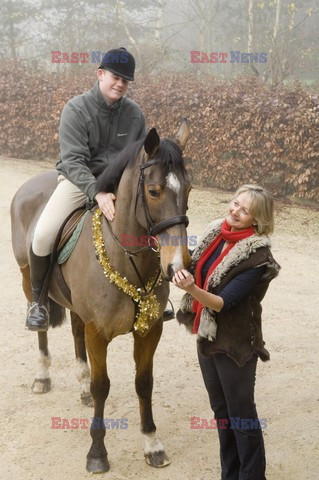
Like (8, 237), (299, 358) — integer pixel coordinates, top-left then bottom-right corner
(198, 0), (205, 74)
(273, 0), (281, 41)
(155, 0), (165, 47)
(115, 0), (143, 68)
(270, 0), (282, 86)
(248, 0), (254, 53)
(7, 0), (17, 62)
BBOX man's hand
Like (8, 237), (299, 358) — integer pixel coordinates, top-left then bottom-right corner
(172, 269), (195, 293)
(95, 192), (116, 221)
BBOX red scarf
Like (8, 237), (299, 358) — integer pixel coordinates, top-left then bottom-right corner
(192, 220), (255, 334)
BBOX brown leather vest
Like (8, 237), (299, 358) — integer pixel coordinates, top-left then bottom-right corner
(177, 246), (280, 367)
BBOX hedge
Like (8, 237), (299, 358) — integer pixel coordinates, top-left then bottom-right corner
(1, 63), (318, 201)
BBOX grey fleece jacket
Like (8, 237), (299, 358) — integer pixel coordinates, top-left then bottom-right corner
(56, 81), (146, 200)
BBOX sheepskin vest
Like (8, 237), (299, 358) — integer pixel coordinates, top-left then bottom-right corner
(176, 219), (280, 367)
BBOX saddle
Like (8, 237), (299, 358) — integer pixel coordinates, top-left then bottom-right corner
(52, 207), (88, 304)
(57, 209), (87, 263)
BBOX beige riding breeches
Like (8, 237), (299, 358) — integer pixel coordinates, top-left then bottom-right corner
(32, 176), (87, 257)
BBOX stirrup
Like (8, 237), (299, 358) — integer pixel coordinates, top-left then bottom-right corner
(26, 302), (50, 332)
(163, 299), (175, 322)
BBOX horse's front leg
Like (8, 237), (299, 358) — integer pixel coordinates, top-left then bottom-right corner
(71, 311), (93, 406)
(31, 331), (52, 393)
(133, 320), (170, 468)
(85, 322), (110, 473)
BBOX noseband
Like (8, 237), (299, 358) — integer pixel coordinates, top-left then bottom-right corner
(138, 159), (189, 236)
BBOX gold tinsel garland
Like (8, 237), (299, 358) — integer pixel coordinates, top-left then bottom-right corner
(92, 208), (162, 334)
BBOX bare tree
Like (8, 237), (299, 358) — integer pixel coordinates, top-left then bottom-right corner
(0, 0), (36, 61)
(247, 0), (254, 54)
(273, 0), (281, 41)
(115, 0), (143, 65)
(155, 0), (165, 46)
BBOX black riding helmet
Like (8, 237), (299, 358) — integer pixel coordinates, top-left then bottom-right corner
(99, 47), (135, 81)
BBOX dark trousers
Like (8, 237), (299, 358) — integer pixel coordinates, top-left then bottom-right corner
(198, 351), (266, 480)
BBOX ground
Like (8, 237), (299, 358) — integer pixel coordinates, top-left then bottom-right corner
(0, 157), (318, 480)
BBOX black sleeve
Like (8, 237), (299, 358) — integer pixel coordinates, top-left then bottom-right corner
(219, 266), (266, 311)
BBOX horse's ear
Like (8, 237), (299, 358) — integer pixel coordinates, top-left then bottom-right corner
(175, 119), (190, 151)
(144, 128), (160, 156)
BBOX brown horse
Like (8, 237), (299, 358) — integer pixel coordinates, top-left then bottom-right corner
(10, 122), (191, 473)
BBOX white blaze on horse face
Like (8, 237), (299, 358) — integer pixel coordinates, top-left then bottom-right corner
(171, 247), (185, 273)
(143, 431), (164, 454)
(166, 173), (181, 205)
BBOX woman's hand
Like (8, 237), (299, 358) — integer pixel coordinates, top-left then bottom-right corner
(173, 269), (224, 312)
(95, 192), (116, 221)
(172, 269), (195, 293)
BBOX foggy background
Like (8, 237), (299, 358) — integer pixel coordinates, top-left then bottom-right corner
(1, 0), (318, 85)
(0, 1), (318, 201)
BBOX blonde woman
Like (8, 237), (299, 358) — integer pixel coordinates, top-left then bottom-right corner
(174, 185), (280, 480)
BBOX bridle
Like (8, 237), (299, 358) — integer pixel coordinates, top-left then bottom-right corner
(138, 159), (189, 237)
(103, 157), (189, 294)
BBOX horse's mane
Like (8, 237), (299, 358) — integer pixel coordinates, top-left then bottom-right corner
(96, 137), (186, 193)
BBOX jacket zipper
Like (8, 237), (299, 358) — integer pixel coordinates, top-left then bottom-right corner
(106, 110), (114, 150)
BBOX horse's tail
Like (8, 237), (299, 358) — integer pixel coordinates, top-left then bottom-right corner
(49, 299), (66, 328)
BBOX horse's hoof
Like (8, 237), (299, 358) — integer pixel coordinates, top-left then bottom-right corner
(32, 378), (51, 394)
(81, 392), (94, 407)
(145, 450), (170, 468)
(86, 455), (110, 473)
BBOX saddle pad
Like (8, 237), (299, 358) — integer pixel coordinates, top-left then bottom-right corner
(58, 212), (87, 264)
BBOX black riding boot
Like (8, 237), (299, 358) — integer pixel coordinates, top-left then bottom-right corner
(25, 248), (51, 331)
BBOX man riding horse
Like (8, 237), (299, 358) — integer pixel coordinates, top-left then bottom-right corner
(26, 46), (173, 331)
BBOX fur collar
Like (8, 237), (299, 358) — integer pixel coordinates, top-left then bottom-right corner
(179, 219), (276, 315)
(191, 218), (272, 289)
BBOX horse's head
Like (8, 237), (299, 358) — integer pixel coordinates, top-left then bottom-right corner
(136, 121), (192, 281)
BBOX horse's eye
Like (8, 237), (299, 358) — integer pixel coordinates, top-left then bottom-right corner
(148, 189), (160, 198)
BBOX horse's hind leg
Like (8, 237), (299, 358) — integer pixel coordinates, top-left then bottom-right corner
(21, 265), (51, 393)
(70, 311), (92, 407)
(133, 321), (170, 468)
(85, 322), (110, 473)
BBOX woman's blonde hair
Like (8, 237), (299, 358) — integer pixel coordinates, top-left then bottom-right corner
(232, 184), (274, 235)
